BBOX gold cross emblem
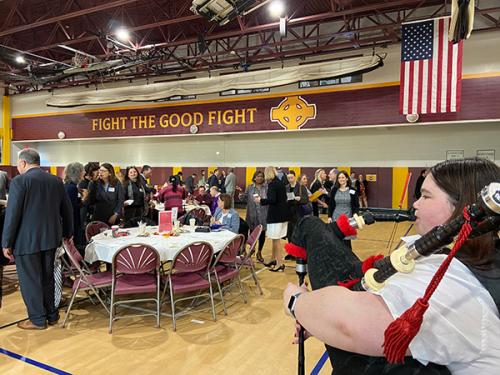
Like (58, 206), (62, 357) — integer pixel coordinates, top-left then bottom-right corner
(270, 96), (317, 130)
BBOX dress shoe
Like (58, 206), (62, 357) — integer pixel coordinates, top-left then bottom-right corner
(268, 264), (285, 272)
(48, 318), (59, 326)
(17, 320), (47, 330)
(263, 260), (277, 268)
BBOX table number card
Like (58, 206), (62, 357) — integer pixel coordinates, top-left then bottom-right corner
(159, 211), (173, 232)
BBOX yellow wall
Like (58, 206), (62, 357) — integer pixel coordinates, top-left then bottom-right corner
(245, 167), (257, 187)
(1, 96), (11, 165)
(392, 167), (410, 209)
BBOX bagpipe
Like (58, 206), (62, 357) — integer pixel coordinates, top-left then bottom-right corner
(285, 182), (500, 375)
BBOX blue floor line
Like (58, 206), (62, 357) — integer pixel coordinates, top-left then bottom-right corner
(0, 347), (72, 375)
(310, 350), (329, 375)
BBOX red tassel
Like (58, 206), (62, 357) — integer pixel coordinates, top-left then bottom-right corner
(336, 214), (357, 237)
(361, 254), (384, 274)
(383, 298), (429, 363)
(337, 277), (361, 289)
(284, 242), (307, 260)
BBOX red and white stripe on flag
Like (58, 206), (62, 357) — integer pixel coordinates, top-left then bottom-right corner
(400, 18), (463, 115)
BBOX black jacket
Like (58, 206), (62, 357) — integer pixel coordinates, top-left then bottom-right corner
(87, 180), (124, 223)
(328, 186), (360, 218)
(123, 180), (146, 207)
(2, 168), (73, 255)
(260, 177), (290, 223)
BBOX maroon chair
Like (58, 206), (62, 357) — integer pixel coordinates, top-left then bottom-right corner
(211, 235), (247, 315)
(85, 221), (110, 242)
(62, 239), (112, 328)
(162, 242), (216, 331)
(236, 225), (263, 295)
(109, 244), (161, 333)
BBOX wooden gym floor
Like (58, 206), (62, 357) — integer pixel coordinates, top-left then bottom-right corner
(0, 212), (415, 375)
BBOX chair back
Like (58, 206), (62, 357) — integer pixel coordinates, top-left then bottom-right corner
(246, 225), (263, 257)
(171, 242), (213, 274)
(62, 239), (85, 274)
(112, 244), (160, 275)
(215, 235), (245, 265)
(85, 221), (110, 242)
(190, 207), (207, 220)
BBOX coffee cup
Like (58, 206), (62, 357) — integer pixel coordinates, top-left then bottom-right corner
(189, 218), (196, 228)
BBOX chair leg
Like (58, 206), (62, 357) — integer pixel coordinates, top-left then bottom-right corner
(108, 286), (115, 334)
(208, 280), (217, 322)
(250, 264), (263, 295)
(237, 273), (247, 303)
(89, 285), (110, 314)
(169, 281), (176, 331)
(62, 279), (81, 328)
(215, 273), (227, 315)
(156, 273), (160, 328)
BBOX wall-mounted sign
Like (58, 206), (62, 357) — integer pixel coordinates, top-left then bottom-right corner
(477, 149), (495, 161)
(446, 150), (464, 160)
(366, 174), (377, 182)
(11, 75), (500, 141)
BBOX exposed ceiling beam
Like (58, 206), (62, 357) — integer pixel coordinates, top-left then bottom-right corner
(0, 0), (139, 37)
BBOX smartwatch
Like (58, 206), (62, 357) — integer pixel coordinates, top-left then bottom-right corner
(287, 292), (302, 319)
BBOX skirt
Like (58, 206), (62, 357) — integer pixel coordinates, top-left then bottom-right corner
(266, 222), (288, 239)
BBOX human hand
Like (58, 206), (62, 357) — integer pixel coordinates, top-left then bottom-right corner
(81, 189), (89, 200)
(108, 214), (118, 225)
(292, 321), (312, 344)
(254, 196), (261, 204)
(327, 217), (333, 223)
(2, 248), (13, 262)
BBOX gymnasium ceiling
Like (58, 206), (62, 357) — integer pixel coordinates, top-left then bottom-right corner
(0, 0), (499, 93)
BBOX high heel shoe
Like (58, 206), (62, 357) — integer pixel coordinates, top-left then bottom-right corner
(263, 260), (277, 268)
(256, 253), (265, 264)
(269, 264), (285, 272)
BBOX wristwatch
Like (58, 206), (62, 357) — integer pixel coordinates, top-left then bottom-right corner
(287, 292), (302, 319)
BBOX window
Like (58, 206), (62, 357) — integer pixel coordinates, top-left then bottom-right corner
(219, 87), (270, 96)
(154, 95), (196, 102)
(299, 74), (362, 88)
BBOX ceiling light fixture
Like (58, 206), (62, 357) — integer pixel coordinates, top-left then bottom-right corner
(115, 28), (130, 42)
(269, 0), (284, 18)
(15, 55), (26, 64)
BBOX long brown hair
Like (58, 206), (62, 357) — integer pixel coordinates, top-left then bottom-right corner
(430, 157), (500, 269)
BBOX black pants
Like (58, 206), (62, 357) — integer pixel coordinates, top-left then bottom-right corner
(15, 249), (59, 326)
(258, 230), (266, 252)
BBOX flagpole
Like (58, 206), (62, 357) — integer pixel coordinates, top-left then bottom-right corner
(402, 15), (451, 25)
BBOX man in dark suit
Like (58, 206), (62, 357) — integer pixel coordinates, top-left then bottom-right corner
(2, 148), (73, 329)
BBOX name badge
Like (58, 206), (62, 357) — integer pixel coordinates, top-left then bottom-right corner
(349, 189), (356, 195)
(108, 187), (115, 192)
(139, 188), (144, 193)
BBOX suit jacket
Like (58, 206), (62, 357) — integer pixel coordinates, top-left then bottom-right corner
(224, 172), (236, 194)
(0, 171), (9, 200)
(260, 177), (290, 223)
(87, 180), (124, 223)
(2, 167), (73, 255)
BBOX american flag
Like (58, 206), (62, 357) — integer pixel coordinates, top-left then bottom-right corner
(400, 18), (463, 115)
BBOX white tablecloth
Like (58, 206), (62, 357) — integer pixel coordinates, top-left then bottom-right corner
(84, 226), (238, 263)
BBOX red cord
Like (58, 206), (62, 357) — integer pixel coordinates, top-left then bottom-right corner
(383, 207), (473, 363)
